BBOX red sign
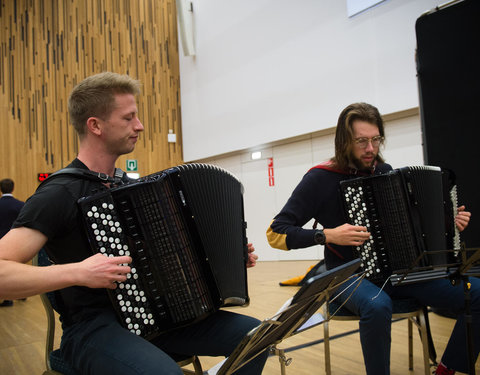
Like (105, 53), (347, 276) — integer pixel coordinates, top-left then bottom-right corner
(268, 158), (274, 186)
(37, 173), (51, 182)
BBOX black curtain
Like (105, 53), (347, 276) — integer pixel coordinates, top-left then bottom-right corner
(416, 0), (480, 248)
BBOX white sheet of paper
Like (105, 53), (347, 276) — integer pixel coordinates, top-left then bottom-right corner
(272, 297), (293, 320)
(296, 312), (325, 332)
(206, 358), (227, 375)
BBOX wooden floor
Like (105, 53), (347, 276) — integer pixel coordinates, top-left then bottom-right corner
(0, 260), (478, 375)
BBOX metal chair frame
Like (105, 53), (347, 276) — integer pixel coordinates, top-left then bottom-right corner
(323, 297), (433, 375)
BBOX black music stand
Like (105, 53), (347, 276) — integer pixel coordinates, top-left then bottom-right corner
(392, 246), (480, 375)
(205, 258), (362, 375)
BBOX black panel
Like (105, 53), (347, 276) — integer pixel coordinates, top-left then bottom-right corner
(416, 0), (480, 247)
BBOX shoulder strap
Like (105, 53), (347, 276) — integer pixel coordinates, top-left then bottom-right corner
(309, 163), (350, 175)
(39, 167), (127, 188)
(308, 161), (378, 176)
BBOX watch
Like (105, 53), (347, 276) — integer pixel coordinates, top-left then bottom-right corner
(314, 229), (326, 245)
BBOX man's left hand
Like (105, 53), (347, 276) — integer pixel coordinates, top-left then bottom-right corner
(455, 205), (471, 232)
(246, 243), (258, 268)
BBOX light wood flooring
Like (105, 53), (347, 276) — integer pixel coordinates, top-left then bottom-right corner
(1, 260), (478, 374)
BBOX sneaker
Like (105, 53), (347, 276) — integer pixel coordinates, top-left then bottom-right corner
(435, 362), (455, 375)
(0, 300), (13, 307)
(279, 265), (315, 286)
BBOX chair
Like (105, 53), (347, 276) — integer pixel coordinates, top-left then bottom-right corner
(33, 249), (202, 375)
(323, 297), (435, 375)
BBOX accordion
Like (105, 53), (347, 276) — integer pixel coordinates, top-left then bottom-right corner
(78, 163), (249, 340)
(340, 165), (460, 285)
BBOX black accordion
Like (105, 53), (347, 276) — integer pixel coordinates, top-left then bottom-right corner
(78, 163), (249, 340)
(340, 165), (460, 285)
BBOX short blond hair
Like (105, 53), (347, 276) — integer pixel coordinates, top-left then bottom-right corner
(68, 72), (141, 136)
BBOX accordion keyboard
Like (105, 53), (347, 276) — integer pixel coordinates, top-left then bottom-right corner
(83, 195), (161, 339)
(343, 183), (390, 283)
(81, 179), (214, 340)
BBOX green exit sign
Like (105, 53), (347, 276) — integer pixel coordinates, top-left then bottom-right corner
(126, 159), (138, 171)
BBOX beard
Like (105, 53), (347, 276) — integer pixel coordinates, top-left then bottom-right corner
(351, 153), (376, 172)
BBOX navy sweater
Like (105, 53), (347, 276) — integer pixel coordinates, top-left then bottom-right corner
(267, 163), (392, 270)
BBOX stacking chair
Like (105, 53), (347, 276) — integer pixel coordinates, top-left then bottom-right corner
(33, 249), (202, 375)
(323, 297), (435, 375)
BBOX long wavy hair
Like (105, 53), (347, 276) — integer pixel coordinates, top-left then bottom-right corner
(330, 102), (385, 171)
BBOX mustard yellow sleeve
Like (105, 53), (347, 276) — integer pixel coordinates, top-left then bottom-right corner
(266, 220), (289, 251)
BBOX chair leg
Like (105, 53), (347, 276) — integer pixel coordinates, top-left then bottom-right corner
(423, 306), (438, 365)
(323, 316), (331, 375)
(191, 355), (203, 375)
(410, 311), (431, 375)
(180, 355), (203, 375)
(419, 312), (432, 375)
(408, 317), (414, 370)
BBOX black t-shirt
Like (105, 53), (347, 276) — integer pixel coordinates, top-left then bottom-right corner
(14, 159), (114, 326)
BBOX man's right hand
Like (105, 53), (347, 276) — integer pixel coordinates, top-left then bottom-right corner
(77, 253), (132, 289)
(324, 223), (370, 246)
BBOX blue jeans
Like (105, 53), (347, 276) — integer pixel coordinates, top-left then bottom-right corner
(60, 308), (268, 375)
(334, 276), (480, 375)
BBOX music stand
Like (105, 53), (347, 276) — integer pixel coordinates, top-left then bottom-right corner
(206, 258), (362, 375)
(388, 246), (480, 286)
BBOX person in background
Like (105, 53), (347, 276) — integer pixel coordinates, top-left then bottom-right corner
(267, 102), (478, 375)
(0, 178), (25, 307)
(0, 72), (267, 374)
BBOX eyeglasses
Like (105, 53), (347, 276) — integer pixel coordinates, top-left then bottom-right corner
(354, 136), (384, 149)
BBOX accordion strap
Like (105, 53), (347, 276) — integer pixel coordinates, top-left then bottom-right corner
(39, 167), (127, 188)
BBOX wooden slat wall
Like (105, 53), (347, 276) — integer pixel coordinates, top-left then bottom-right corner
(0, 0), (183, 201)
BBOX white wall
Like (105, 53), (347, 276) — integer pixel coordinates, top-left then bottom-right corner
(178, 0), (441, 161)
(201, 111), (424, 261)
(176, 0), (433, 261)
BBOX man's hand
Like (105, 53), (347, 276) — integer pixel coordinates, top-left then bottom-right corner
(246, 242), (258, 268)
(77, 253), (132, 289)
(455, 205), (471, 232)
(324, 223), (370, 246)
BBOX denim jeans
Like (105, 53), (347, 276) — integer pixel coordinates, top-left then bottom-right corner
(334, 275), (480, 375)
(60, 308), (268, 375)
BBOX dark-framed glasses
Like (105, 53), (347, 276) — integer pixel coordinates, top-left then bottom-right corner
(354, 136), (384, 149)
